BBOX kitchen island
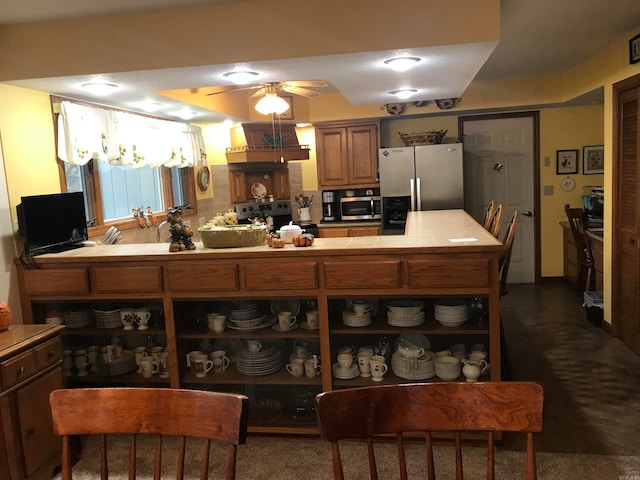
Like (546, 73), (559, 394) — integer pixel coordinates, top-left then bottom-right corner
(16, 210), (502, 434)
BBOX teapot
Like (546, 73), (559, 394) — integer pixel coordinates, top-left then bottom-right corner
(278, 221), (303, 243)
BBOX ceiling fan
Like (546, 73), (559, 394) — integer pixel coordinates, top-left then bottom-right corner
(205, 80), (329, 99)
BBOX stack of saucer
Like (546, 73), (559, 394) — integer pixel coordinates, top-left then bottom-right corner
(63, 309), (93, 328)
(434, 300), (469, 327)
(93, 308), (121, 328)
(236, 344), (283, 376)
(391, 351), (435, 380)
(331, 362), (359, 379)
(342, 310), (371, 327)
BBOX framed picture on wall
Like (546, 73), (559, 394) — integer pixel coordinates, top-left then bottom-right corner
(583, 145), (604, 174)
(556, 149), (578, 174)
(630, 32), (640, 64)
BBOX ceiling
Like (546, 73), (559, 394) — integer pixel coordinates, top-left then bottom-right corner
(1, 0), (639, 123)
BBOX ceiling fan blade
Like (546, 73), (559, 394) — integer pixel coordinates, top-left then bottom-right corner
(205, 85), (261, 96)
(285, 80), (329, 88)
(249, 87), (267, 99)
(281, 84), (321, 98)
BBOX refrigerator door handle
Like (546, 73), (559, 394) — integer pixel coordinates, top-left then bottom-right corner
(416, 177), (422, 211)
(410, 178), (416, 211)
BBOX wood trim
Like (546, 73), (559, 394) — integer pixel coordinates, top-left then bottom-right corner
(458, 111), (541, 285)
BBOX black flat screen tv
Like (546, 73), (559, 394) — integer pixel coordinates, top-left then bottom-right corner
(17, 192), (88, 255)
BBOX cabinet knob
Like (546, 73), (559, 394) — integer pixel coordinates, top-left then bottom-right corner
(48, 350), (55, 359)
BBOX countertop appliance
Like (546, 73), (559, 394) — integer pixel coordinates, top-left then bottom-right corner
(235, 200), (292, 231)
(322, 191), (338, 222)
(379, 143), (464, 234)
(339, 188), (381, 221)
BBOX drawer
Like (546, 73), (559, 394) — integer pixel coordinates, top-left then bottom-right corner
(1, 350), (37, 390)
(407, 258), (491, 288)
(166, 264), (238, 291)
(22, 269), (89, 295)
(324, 260), (401, 288)
(93, 266), (163, 293)
(33, 337), (62, 369)
(241, 262), (318, 290)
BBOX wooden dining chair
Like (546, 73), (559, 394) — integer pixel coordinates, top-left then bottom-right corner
(315, 382), (544, 480)
(481, 201), (496, 230)
(564, 204), (595, 292)
(488, 203), (504, 238)
(50, 388), (250, 480)
(499, 209), (520, 298)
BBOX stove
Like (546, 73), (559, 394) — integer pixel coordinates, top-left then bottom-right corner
(235, 201), (293, 231)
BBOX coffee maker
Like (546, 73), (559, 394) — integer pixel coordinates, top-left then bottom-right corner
(322, 191), (338, 222)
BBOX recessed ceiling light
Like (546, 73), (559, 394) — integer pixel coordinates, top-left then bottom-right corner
(130, 100), (165, 112)
(383, 56), (421, 71)
(222, 71), (260, 84)
(390, 89), (418, 99)
(170, 109), (198, 120)
(80, 82), (119, 96)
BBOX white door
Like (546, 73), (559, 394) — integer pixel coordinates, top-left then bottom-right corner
(461, 115), (536, 284)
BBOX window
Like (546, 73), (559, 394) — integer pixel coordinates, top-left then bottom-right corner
(54, 99), (202, 234)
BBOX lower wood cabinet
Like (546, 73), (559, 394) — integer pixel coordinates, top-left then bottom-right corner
(561, 222), (603, 290)
(0, 326), (63, 480)
(319, 225), (381, 238)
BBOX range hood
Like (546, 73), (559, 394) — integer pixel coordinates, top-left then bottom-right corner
(225, 123), (310, 163)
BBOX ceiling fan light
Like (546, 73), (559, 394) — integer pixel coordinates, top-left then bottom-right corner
(222, 70), (260, 84)
(255, 93), (290, 115)
(390, 89), (418, 99)
(81, 82), (119, 96)
(384, 56), (421, 71)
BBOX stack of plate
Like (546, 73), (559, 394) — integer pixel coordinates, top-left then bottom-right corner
(230, 302), (260, 319)
(236, 344), (283, 376)
(63, 309), (93, 328)
(331, 362), (359, 380)
(93, 308), (122, 328)
(387, 310), (426, 327)
(342, 310), (372, 327)
(391, 351), (436, 380)
(96, 351), (137, 376)
(434, 300), (469, 327)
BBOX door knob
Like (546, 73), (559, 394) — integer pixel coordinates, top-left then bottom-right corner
(522, 211), (534, 217)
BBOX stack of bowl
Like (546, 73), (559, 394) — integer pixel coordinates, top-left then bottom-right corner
(229, 302), (266, 329)
(391, 351), (435, 380)
(385, 299), (426, 327)
(433, 299), (469, 327)
(435, 356), (461, 380)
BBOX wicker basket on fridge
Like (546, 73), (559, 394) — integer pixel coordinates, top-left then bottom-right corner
(398, 129), (447, 146)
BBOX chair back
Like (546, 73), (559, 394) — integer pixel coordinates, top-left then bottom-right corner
(50, 388), (249, 480)
(482, 201), (496, 230)
(564, 205), (595, 290)
(315, 382), (543, 480)
(488, 203), (504, 237)
(499, 210), (520, 297)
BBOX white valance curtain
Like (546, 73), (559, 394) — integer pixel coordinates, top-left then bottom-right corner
(57, 101), (206, 168)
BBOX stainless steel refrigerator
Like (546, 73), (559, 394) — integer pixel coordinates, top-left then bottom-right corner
(379, 143), (464, 232)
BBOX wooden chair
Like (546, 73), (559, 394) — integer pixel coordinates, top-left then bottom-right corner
(564, 205), (595, 292)
(50, 388), (250, 480)
(499, 210), (520, 298)
(488, 203), (504, 238)
(481, 201), (496, 230)
(315, 382), (544, 480)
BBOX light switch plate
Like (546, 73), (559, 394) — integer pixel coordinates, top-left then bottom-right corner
(544, 156), (551, 167)
(543, 185), (554, 195)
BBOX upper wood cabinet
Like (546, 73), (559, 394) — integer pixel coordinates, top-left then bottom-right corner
(315, 121), (380, 188)
(228, 165), (290, 204)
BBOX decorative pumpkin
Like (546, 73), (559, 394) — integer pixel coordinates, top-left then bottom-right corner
(292, 233), (315, 247)
(0, 302), (12, 331)
(271, 237), (286, 248)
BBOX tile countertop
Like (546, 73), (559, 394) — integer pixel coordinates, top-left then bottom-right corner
(22, 210), (502, 263)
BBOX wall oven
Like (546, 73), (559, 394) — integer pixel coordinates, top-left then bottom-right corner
(340, 189), (382, 221)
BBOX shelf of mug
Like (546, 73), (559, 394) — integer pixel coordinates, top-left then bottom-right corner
(177, 329), (320, 339)
(60, 327), (166, 336)
(181, 368), (322, 386)
(330, 318), (488, 335)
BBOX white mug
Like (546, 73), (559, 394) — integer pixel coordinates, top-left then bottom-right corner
(139, 357), (159, 378)
(278, 312), (297, 330)
(134, 308), (151, 330)
(369, 355), (388, 381)
(247, 340), (262, 353)
(191, 353), (213, 378)
(286, 358), (305, 377)
(304, 358), (322, 378)
(305, 310), (319, 329)
(210, 350), (230, 374)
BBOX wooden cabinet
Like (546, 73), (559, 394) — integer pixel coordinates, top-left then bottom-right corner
(0, 325), (63, 480)
(228, 165), (290, 203)
(16, 211), (502, 436)
(319, 225), (381, 238)
(316, 121), (380, 188)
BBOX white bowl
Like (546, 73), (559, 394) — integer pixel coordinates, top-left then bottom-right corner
(385, 299), (426, 315)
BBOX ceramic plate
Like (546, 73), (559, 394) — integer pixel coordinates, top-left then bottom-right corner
(300, 321), (319, 330)
(272, 323), (299, 332)
(250, 182), (267, 197)
(227, 317), (276, 331)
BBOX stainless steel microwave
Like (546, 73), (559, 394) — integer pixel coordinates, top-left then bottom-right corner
(340, 195), (382, 221)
